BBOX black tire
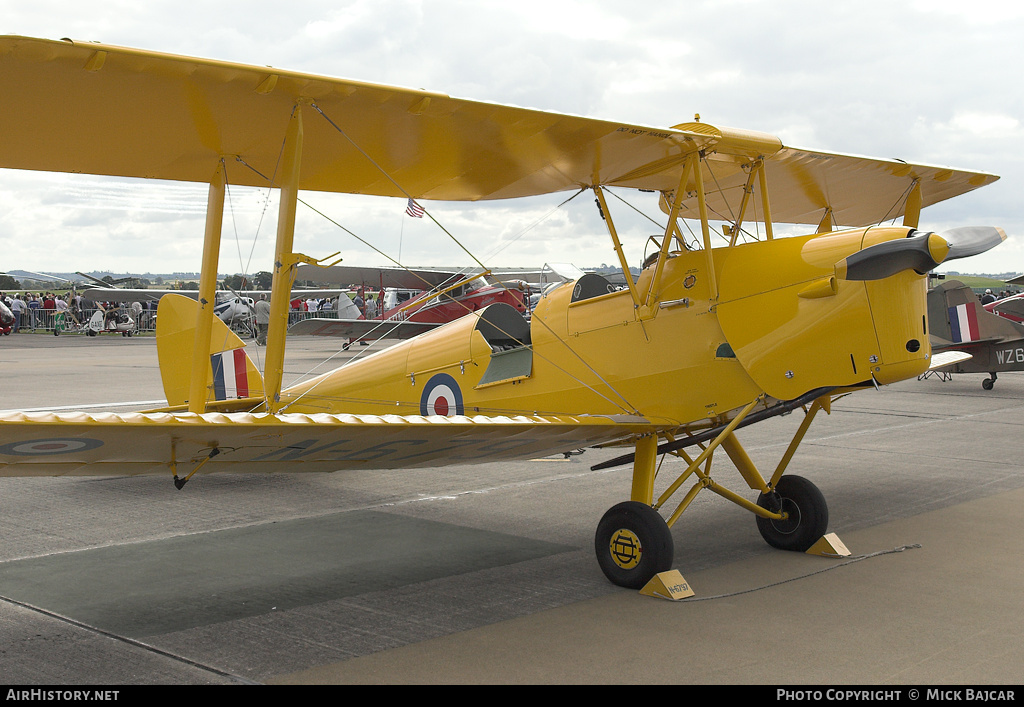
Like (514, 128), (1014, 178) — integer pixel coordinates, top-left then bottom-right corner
(982, 378), (994, 390)
(595, 501), (674, 589)
(756, 475), (829, 551)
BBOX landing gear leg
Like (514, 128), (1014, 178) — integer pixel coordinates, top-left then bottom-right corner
(595, 434), (673, 589)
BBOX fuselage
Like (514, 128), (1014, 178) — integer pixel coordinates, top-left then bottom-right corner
(986, 292), (1024, 324)
(278, 226), (932, 427)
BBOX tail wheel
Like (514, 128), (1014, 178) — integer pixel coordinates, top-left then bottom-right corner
(595, 501), (673, 589)
(756, 475), (828, 551)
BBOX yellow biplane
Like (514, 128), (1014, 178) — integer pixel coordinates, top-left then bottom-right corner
(0, 36), (1007, 589)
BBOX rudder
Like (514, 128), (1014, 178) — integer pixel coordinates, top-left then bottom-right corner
(155, 294), (265, 407)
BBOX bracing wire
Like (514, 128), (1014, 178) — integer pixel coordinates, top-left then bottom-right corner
(234, 110), (642, 416)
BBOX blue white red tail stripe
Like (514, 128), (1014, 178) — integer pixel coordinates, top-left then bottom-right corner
(211, 349), (250, 400)
(948, 302), (980, 342)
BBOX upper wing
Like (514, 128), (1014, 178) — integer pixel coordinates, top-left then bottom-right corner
(0, 36), (997, 225)
(0, 410), (652, 476)
(288, 317), (438, 340)
(0, 36), (708, 202)
(689, 141), (999, 228)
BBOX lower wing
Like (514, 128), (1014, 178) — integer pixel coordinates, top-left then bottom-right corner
(0, 410), (651, 477)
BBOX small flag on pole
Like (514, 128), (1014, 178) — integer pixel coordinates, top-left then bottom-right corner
(405, 198), (425, 218)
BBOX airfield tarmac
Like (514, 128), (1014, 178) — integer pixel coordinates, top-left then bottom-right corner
(0, 332), (1022, 685)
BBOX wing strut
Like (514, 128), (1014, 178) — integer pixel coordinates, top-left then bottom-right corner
(903, 179), (922, 229)
(756, 157), (775, 241)
(692, 151), (719, 302)
(643, 156), (696, 312)
(729, 159), (761, 244)
(187, 160), (227, 413)
(264, 105), (305, 412)
(593, 185), (643, 312)
(628, 391), (835, 531)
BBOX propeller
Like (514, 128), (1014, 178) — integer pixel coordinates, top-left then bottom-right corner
(942, 226), (1007, 261)
(77, 271), (133, 287)
(836, 227), (1006, 282)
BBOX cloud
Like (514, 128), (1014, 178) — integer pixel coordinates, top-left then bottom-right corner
(2, 1), (1022, 275)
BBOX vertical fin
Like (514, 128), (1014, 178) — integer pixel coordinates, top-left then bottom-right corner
(156, 294), (264, 407)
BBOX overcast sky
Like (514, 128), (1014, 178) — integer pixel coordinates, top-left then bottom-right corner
(2, 0), (1022, 278)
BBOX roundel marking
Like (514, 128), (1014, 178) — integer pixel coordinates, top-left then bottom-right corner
(0, 438), (104, 456)
(420, 373), (464, 416)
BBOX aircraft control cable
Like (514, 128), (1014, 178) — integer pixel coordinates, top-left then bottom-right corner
(234, 105), (648, 416)
(603, 158), (763, 249)
(311, 102), (489, 273)
(220, 154), (287, 373)
(601, 187), (670, 238)
(703, 160), (742, 241)
(701, 162), (766, 245)
(240, 176), (640, 417)
(676, 544), (923, 603)
(875, 178), (918, 227)
(306, 100), (594, 322)
(234, 160), (641, 416)
(232, 154), (473, 379)
(306, 100), (594, 341)
(592, 386), (838, 470)
(477, 188), (587, 263)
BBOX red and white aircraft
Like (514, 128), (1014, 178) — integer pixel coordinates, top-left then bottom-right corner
(984, 276), (1024, 324)
(289, 264), (536, 342)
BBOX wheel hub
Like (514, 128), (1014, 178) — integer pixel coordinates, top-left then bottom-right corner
(768, 497), (802, 535)
(609, 528), (643, 570)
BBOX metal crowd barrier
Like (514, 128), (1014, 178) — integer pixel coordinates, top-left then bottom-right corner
(9, 306), (339, 335)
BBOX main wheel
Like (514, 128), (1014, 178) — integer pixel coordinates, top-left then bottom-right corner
(756, 475), (828, 551)
(982, 377), (994, 390)
(595, 501), (674, 589)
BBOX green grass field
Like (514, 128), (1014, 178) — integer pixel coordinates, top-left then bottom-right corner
(933, 275), (1019, 292)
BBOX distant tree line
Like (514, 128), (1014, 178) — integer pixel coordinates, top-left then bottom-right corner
(221, 272), (274, 291)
